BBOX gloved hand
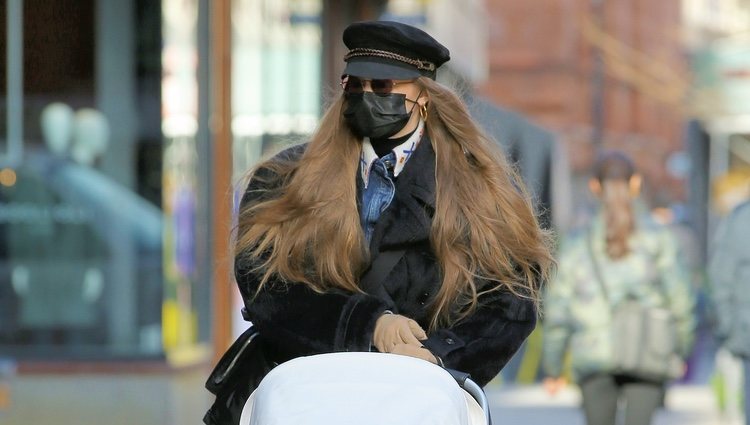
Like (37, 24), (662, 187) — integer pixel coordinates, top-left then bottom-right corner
(373, 313), (428, 353)
(390, 343), (438, 364)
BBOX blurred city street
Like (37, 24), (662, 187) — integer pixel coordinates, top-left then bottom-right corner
(486, 384), (725, 425)
(2, 372), (729, 425)
(2, 0), (750, 424)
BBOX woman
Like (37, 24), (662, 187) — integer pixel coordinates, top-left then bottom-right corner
(542, 151), (696, 425)
(210, 20), (553, 423)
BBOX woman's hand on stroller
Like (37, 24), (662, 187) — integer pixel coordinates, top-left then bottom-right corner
(390, 343), (439, 364)
(373, 313), (439, 365)
(373, 313), (428, 351)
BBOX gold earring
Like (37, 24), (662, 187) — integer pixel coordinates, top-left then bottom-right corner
(419, 103), (428, 121)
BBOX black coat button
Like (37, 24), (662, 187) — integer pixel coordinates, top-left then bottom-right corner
(445, 338), (454, 345)
(418, 292), (430, 305)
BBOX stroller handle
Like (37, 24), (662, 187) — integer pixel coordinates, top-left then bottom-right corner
(446, 369), (492, 425)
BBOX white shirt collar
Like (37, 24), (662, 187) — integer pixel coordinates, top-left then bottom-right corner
(360, 119), (425, 188)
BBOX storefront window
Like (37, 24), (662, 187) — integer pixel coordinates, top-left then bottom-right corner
(230, 0), (323, 335)
(161, 0), (207, 363)
(0, 0), (172, 359)
(231, 0), (322, 177)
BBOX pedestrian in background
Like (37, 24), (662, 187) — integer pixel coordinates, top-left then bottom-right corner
(708, 199), (750, 425)
(205, 20), (554, 424)
(542, 151), (696, 425)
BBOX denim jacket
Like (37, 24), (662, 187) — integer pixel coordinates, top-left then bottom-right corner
(359, 120), (424, 243)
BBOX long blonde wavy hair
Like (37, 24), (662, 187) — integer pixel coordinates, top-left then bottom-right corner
(593, 151), (637, 259)
(236, 77), (554, 329)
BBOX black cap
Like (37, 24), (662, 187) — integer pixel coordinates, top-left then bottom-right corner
(342, 21), (450, 80)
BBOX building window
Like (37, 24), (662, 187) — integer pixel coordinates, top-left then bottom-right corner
(0, 0), (168, 360)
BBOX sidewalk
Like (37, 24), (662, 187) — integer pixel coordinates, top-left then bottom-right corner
(1, 368), (213, 425)
(486, 383), (730, 425)
(2, 371), (733, 425)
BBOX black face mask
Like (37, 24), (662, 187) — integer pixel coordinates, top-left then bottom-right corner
(343, 91), (418, 139)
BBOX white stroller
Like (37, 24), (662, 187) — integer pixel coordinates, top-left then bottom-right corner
(239, 352), (491, 425)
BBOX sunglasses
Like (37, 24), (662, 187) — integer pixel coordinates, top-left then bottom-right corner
(340, 76), (411, 96)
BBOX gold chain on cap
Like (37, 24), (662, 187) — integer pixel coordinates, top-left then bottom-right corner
(344, 48), (436, 72)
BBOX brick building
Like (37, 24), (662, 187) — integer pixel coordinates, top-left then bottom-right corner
(480, 0), (689, 207)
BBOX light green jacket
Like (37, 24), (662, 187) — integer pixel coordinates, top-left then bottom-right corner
(542, 212), (696, 381)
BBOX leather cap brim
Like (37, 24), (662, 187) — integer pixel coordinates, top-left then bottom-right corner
(342, 56), (429, 80)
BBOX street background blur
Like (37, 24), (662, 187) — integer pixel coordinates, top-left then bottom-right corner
(1, 0), (749, 424)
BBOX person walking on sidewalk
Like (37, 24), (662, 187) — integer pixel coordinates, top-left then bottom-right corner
(205, 20), (554, 424)
(541, 151), (696, 425)
(708, 199), (750, 425)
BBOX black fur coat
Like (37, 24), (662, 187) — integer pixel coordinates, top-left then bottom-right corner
(235, 136), (537, 388)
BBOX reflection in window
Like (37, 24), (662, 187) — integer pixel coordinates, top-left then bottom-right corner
(0, 0), (165, 359)
(231, 0), (323, 181)
(230, 0), (323, 336)
(161, 0), (202, 361)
